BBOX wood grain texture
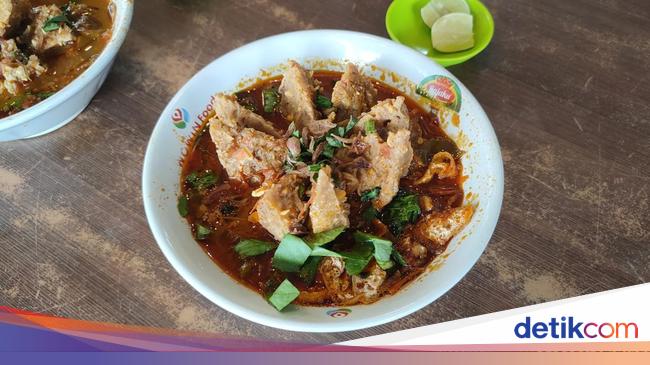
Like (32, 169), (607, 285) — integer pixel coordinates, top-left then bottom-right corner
(0, 0), (648, 342)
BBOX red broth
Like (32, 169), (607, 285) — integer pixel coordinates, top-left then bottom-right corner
(180, 71), (464, 305)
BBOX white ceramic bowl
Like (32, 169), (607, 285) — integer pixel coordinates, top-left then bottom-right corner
(143, 30), (503, 332)
(0, 0), (133, 142)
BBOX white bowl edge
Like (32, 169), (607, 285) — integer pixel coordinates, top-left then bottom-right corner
(0, 0), (134, 141)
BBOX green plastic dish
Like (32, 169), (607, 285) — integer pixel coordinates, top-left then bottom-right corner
(385, 0), (494, 67)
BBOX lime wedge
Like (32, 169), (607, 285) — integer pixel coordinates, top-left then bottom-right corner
(430, 13), (475, 53)
(420, 0), (470, 27)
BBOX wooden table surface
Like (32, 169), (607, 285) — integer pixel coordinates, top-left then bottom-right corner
(1, 0), (648, 343)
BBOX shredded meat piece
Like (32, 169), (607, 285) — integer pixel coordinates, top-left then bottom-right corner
(331, 63), (377, 119)
(279, 60), (335, 136)
(213, 93), (280, 137)
(356, 96), (411, 133)
(256, 174), (306, 240)
(209, 94), (286, 182)
(308, 166), (350, 233)
(0, 39), (45, 95)
(357, 131), (414, 209)
(23, 5), (76, 55)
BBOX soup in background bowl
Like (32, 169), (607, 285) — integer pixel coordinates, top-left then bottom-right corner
(0, 0), (132, 142)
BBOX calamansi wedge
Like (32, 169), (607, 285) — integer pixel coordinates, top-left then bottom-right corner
(430, 13), (475, 53)
(420, 0), (470, 27)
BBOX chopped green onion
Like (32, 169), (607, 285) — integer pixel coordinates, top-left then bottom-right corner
(195, 224), (211, 240)
(364, 119), (376, 134)
(196, 172), (218, 189)
(325, 135), (343, 148)
(177, 196), (189, 217)
(186, 170), (218, 190)
(360, 187), (381, 202)
(242, 102), (257, 112)
(321, 144), (336, 159)
(308, 163), (324, 172)
(262, 88), (280, 113)
(42, 15), (69, 32)
(345, 117), (359, 135)
(315, 94), (333, 109)
(185, 172), (199, 185)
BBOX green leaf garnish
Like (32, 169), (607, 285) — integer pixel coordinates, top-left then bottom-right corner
(272, 234), (312, 272)
(344, 256), (372, 276)
(42, 15), (69, 32)
(325, 134), (343, 148)
(345, 117), (358, 135)
(361, 206), (379, 223)
(262, 88), (280, 113)
(242, 102), (257, 112)
(340, 240), (374, 276)
(196, 172), (218, 189)
(177, 196), (189, 217)
(308, 163), (324, 172)
(268, 279), (300, 311)
(310, 246), (343, 257)
(377, 259), (395, 270)
(234, 239), (275, 257)
(321, 144), (336, 159)
(353, 231), (393, 264)
(303, 226), (345, 246)
(35, 91), (55, 99)
(195, 224), (211, 240)
(315, 94), (333, 109)
(364, 119), (376, 134)
(1, 94), (27, 112)
(299, 256), (323, 285)
(185, 171), (199, 185)
(360, 187), (381, 202)
(381, 191), (421, 235)
(392, 250), (407, 267)
(186, 170), (219, 190)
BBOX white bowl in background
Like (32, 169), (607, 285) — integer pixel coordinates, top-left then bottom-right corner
(0, 0), (133, 142)
(143, 30), (504, 332)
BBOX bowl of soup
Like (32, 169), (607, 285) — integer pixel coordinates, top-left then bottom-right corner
(143, 30), (503, 332)
(0, 0), (132, 142)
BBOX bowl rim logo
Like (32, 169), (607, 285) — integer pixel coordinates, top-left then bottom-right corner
(326, 308), (352, 318)
(171, 107), (190, 129)
(416, 75), (462, 112)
